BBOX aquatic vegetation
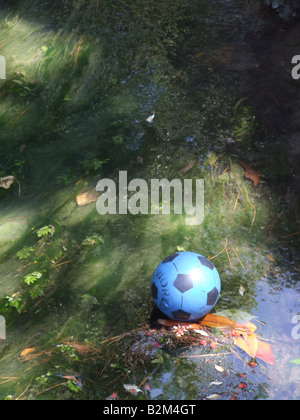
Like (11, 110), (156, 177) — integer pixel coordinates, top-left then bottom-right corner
(81, 235), (104, 248)
(81, 158), (109, 175)
(23, 271), (42, 286)
(36, 226), (55, 238)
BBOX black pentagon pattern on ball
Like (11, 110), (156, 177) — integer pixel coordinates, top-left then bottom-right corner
(172, 309), (191, 321)
(197, 256), (214, 271)
(174, 274), (193, 293)
(151, 282), (158, 300)
(162, 253), (180, 264)
(206, 287), (219, 306)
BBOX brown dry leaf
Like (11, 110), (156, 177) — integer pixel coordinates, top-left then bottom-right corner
(267, 254), (275, 262)
(71, 343), (95, 356)
(62, 375), (81, 386)
(0, 176), (15, 190)
(20, 347), (36, 357)
(76, 190), (99, 207)
(238, 160), (260, 187)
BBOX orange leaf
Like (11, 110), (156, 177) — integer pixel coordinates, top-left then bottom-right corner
(256, 340), (274, 366)
(157, 314), (252, 334)
(235, 334), (259, 359)
(244, 322), (257, 333)
(238, 160), (260, 187)
(199, 314), (252, 334)
(20, 347), (36, 357)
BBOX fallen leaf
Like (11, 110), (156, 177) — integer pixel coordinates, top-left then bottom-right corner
(199, 314), (252, 334)
(256, 340), (274, 366)
(239, 286), (246, 296)
(238, 382), (247, 390)
(20, 347), (36, 357)
(238, 160), (260, 187)
(244, 322), (257, 333)
(76, 190), (99, 207)
(19, 144), (27, 154)
(215, 364), (225, 373)
(62, 375), (82, 387)
(0, 176), (15, 190)
(235, 334), (258, 359)
(209, 381), (223, 387)
(124, 384), (143, 394)
(193, 329), (209, 337)
(146, 113), (155, 123)
(71, 343), (95, 355)
(157, 314), (252, 334)
(206, 394), (221, 400)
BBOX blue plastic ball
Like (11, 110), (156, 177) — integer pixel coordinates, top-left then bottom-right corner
(151, 252), (221, 321)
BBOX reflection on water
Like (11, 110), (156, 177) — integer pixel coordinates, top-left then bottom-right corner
(0, 0), (299, 400)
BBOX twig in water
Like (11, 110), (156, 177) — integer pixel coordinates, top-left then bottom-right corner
(233, 193), (240, 210)
(229, 242), (245, 269)
(250, 206), (257, 231)
(209, 239), (228, 262)
(179, 352), (231, 359)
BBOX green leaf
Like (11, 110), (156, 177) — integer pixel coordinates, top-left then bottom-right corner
(67, 380), (81, 393)
(112, 135), (124, 145)
(290, 359), (300, 365)
(23, 272), (42, 286)
(37, 225), (55, 238)
(16, 247), (35, 260)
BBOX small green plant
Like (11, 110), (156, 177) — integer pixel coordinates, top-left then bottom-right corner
(231, 106), (257, 143)
(4, 294), (23, 313)
(56, 170), (77, 186)
(37, 225), (55, 238)
(36, 372), (53, 387)
(112, 135), (124, 145)
(16, 247), (35, 260)
(81, 158), (109, 175)
(23, 271), (42, 286)
(55, 344), (80, 361)
(41, 44), (55, 57)
(67, 380), (81, 394)
(81, 235), (104, 247)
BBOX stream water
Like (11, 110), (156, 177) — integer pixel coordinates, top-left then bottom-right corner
(0, 0), (299, 400)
